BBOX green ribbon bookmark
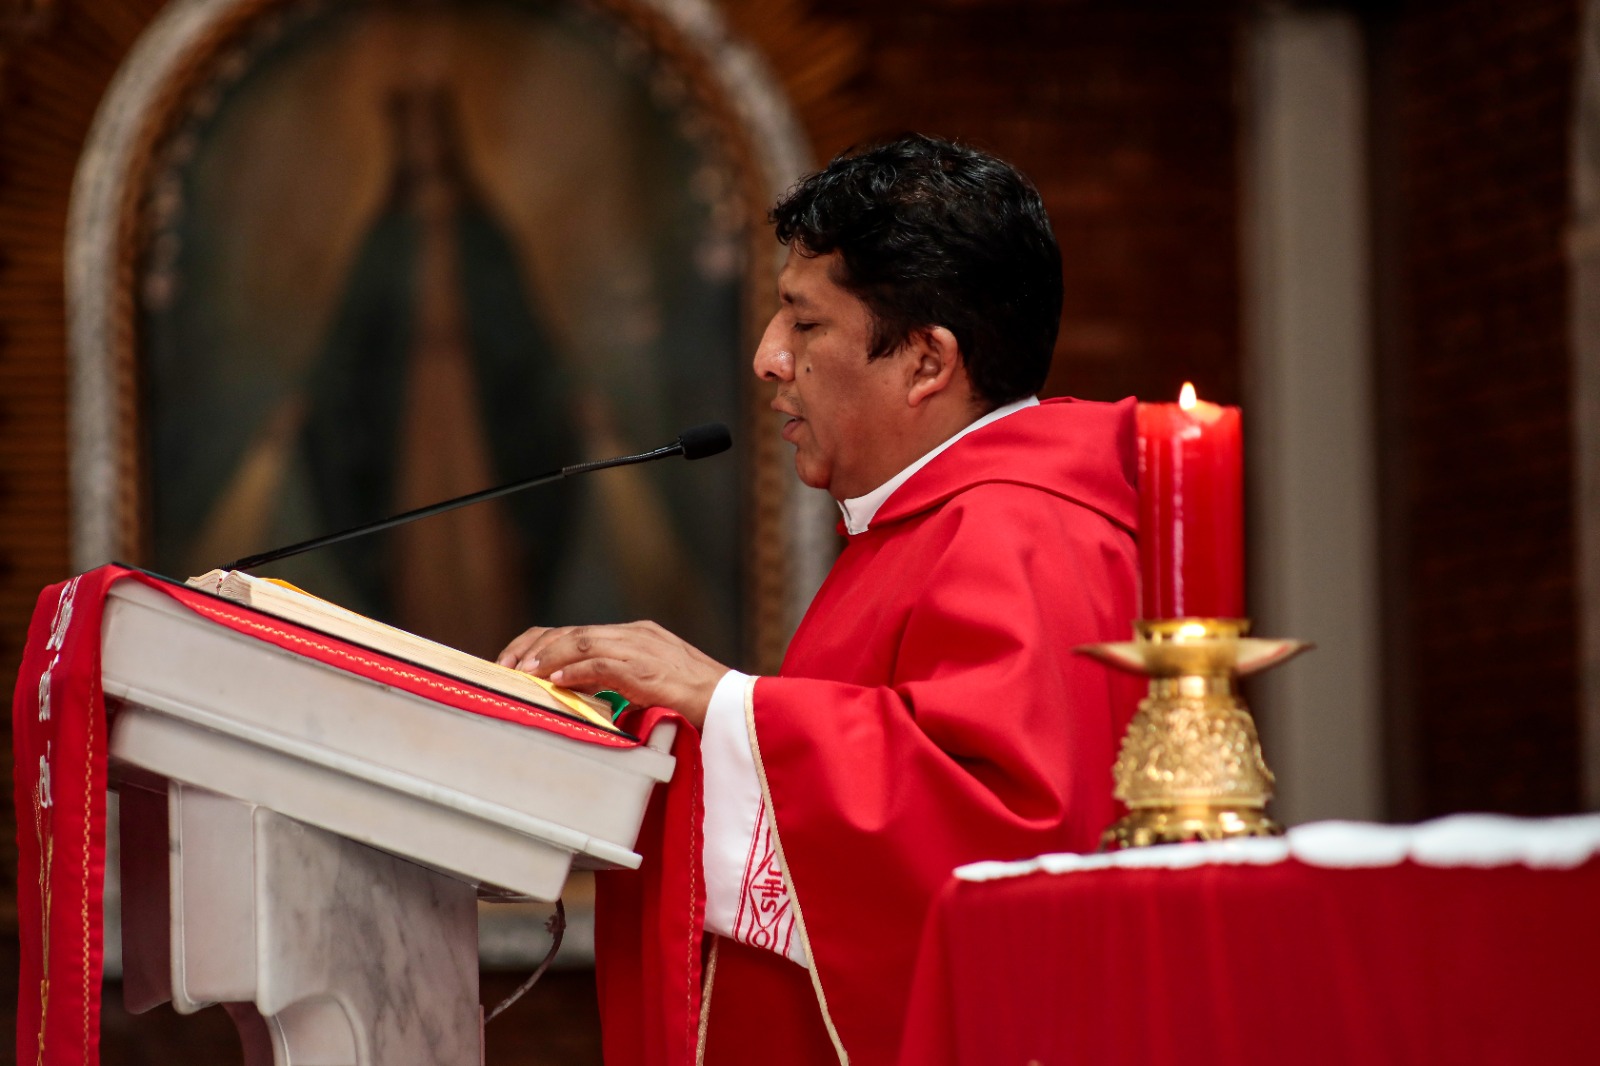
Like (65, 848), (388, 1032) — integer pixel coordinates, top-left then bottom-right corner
(594, 690), (630, 722)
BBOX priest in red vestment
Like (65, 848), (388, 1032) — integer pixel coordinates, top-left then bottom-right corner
(500, 134), (1140, 1065)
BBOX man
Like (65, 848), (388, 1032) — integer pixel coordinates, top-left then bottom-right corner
(499, 134), (1139, 1065)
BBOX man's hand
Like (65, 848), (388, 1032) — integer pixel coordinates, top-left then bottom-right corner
(497, 621), (727, 730)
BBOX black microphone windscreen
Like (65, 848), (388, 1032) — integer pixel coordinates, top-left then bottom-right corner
(679, 422), (732, 460)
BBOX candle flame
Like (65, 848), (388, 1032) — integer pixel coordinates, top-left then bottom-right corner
(1179, 382), (1198, 410)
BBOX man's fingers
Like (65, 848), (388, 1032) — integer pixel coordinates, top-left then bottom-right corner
(496, 626), (550, 667)
(497, 619), (725, 728)
(503, 622), (678, 668)
(506, 625), (612, 672)
(528, 626), (636, 676)
(512, 628), (571, 671)
(546, 656), (633, 694)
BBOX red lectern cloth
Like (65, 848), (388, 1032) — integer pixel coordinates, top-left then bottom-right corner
(594, 704), (705, 1066)
(899, 857), (1600, 1066)
(13, 565), (641, 1066)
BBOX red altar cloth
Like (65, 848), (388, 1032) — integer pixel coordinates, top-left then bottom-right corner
(900, 846), (1600, 1065)
(13, 565), (644, 1066)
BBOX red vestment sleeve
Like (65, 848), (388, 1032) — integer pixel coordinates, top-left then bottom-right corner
(746, 483), (1141, 1064)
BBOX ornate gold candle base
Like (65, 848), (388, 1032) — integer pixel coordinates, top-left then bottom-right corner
(1077, 619), (1310, 850)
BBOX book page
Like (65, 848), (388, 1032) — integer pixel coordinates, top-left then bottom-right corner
(186, 569), (623, 733)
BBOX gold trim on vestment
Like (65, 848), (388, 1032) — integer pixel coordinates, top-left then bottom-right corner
(695, 936), (720, 1065)
(744, 679), (851, 1065)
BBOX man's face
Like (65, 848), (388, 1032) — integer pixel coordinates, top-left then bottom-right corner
(753, 249), (914, 500)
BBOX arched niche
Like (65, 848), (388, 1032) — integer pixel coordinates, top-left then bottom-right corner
(66, 0), (830, 671)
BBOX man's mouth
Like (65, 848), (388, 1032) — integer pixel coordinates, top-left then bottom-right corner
(772, 397), (804, 442)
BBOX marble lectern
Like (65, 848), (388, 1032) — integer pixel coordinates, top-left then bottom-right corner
(101, 580), (677, 1065)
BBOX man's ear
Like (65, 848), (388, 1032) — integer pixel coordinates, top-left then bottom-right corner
(906, 326), (964, 408)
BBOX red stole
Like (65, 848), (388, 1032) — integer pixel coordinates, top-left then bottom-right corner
(14, 570), (112, 1066)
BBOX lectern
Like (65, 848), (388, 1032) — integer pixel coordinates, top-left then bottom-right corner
(101, 580), (677, 1065)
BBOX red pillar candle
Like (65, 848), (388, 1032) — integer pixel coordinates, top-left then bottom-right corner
(1136, 383), (1244, 619)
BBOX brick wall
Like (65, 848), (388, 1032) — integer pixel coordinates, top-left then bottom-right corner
(1377, 0), (1584, 817)
(727, 0), (1245, 408)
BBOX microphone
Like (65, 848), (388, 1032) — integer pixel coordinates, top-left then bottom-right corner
(679, 421), (733, 461)
(224, 422), (734, 572)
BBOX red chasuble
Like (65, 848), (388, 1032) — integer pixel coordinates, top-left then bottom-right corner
(597, 397), (1142, 1066)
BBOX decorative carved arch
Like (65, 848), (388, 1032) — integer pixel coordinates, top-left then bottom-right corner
(65, 0), (830, 670)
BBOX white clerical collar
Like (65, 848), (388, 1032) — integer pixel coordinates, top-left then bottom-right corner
(837, 396), (1038, 535)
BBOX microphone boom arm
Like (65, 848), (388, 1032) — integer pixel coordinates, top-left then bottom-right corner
(224, 434), (710, 573)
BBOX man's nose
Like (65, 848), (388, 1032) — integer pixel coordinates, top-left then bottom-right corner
(753, 320), (795, 382)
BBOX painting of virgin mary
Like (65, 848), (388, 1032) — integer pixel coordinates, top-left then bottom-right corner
(141, 0), (746, 662)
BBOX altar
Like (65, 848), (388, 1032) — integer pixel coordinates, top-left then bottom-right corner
(899, 816), (1600, 1066)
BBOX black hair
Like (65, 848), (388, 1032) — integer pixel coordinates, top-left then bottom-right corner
(770, 134), (1062, 408)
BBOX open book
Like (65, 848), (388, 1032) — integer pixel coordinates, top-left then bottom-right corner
(186, 569), (626, 735)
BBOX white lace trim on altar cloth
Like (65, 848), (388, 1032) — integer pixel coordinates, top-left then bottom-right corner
(954, 812), (1600, 882)
(701, 670), (809, 968)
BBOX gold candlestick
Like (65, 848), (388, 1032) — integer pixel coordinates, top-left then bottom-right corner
(1077, 619), (1310, 850)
